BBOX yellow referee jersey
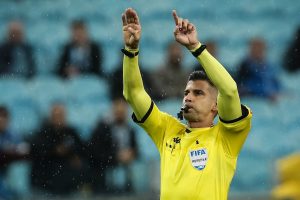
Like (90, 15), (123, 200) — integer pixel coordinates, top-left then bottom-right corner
(133, 102), (252, 200)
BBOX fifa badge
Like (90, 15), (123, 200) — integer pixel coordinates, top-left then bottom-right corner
(189, 148), (208, 170)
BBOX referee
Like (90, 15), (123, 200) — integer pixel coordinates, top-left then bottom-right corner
(121, 8), (252, 200)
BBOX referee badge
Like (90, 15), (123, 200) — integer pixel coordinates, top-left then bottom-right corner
(189, 148), (208, 170)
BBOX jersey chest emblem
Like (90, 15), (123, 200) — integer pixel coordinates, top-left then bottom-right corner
(189, 148), (208, 170)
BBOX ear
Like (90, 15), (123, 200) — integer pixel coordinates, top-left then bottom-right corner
(211, 102), (218, 114)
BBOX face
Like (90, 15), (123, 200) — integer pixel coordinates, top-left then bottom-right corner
(72, 26), (88, 45)
(0, 114), (9, 132)
(182, 80), (217, 123)
(167, 43), (183, 66)
(250, 39), (265, 61)
(8, 21), (24, 43)
(113, 99), (128, 124)
(50, 105), (66, 127)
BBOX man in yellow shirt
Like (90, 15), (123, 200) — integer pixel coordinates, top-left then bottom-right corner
(121, 8), (252, 200)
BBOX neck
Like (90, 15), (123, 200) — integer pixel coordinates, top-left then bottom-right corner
(187, 119), (214, 128)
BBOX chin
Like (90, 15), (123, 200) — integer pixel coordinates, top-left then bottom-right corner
(183, 113), (196, 121)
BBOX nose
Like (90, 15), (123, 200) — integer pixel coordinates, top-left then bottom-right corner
(184, 93), (192, 103)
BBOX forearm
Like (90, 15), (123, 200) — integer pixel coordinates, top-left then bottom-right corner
(123, 49), (152, 120)
(192, 43), (236, 94)
(193, 44), (242, 120)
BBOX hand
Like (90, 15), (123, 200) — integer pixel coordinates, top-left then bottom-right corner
(117, 149), (135, 164)
(122, 8), (141, 49)
(172, 10), (200, 50)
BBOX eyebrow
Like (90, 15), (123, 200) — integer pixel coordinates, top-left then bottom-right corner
(194, 89), (203, 92)
(184, 89), (205, 93)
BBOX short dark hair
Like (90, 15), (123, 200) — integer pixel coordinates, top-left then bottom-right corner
(0, 105), (9, 118)
(188, 70), (215, 87)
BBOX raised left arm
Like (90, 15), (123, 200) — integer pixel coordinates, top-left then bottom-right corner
(172, 10), (242, 121)
(195, 46), (242, 121)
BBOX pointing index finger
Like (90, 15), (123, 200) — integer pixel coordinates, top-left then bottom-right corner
(172, 10), (179, 26)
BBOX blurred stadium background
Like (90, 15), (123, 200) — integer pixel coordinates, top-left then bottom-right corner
(0, 0), (300, 199)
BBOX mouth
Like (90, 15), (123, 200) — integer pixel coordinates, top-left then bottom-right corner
(181, 105), (192, 113)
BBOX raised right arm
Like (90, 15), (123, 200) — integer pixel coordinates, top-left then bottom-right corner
(122, 8), (152, 120)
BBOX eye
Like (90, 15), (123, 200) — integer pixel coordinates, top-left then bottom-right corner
(184, 91), (189, 96)
(195, 90), (204, 95)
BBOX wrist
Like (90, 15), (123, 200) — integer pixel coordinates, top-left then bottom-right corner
(190, 44), (207, 57)
(122, 47), (139, 58)
(125, 41), (139, 51)
(187, 42), (201, 51)
(125, 45), (139, 52)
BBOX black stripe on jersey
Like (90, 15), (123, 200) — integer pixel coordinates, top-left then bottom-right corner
(219, 104), (249, 124)
(185, 129), (192, 133)
(132, 101), (154, 123)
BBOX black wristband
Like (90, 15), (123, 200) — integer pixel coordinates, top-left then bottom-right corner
(121, 48), (139, 58)
(191, 44), (207, 57)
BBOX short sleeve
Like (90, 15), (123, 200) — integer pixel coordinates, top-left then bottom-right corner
(132, 101), (170, 152)
(219, 105), (252, 157)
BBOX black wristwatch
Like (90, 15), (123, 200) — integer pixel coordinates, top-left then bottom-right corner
(121, 48), (139, 58)
(191, 44), (207, 57)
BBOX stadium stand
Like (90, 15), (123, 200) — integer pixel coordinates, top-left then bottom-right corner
(0, 0), (299, 199)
